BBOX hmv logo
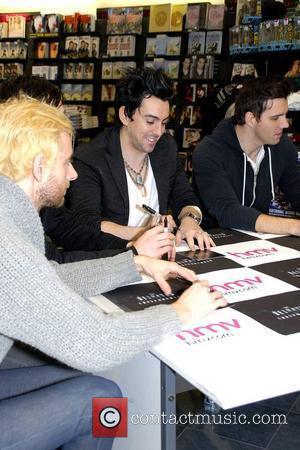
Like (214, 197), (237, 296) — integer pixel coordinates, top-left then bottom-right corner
(227, 247), (278, 258)
(210, 275), (263, 292)
(176, 319), (241, 341)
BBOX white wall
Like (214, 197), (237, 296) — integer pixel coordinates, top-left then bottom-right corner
(0, 0), (224, 15)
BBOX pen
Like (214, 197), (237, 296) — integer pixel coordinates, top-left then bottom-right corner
(142, 203), (161, 225)
(142, 204), (157, 216)
(162, 216), (169, 261)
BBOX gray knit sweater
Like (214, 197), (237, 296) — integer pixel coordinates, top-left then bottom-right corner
(0, 176), (181, 372)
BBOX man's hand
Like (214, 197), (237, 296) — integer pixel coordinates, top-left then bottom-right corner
(176, 216), (215, 250)
(132, 225), (176, 261)
(171, 280), (227, 325)
(133, 255), (197, 294)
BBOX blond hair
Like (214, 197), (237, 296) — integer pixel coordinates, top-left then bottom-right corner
(0, 97), (73, 182)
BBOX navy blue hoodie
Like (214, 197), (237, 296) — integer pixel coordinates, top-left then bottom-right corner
(192, 118), (300, 230)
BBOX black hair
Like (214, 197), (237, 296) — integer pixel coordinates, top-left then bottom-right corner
(0, 75), (63, 107)
(235, 77), (291, 125)
(115, 67), (173, 123)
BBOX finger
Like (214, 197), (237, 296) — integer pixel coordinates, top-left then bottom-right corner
(202, 232), (214, 249)
(157, 231), (175, 242)
(195, 231), (211, 250)
(215, 298), (228, 309)
(175, 229), (182, 246)
(172, 264), (197, 282)
(196, 279), (209, 288)
(146, 224), (164, 235)
(154, 274), (172, 295)
(185, 234), (196, 251)
(168, 240), (176, 261)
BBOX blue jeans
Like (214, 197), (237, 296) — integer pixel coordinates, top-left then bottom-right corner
(0, 364), (121, 450)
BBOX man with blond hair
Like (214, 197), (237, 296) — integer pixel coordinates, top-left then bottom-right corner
(0, 98), (225, 449)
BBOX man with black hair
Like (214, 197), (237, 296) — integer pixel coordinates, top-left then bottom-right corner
(44, 67), (212, 252)
(0, 75), (177, 262)
(193, 77), (300, 235)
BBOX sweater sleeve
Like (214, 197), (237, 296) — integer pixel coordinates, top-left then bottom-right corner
(193, 142), (261, 230)
(0, 221), (181, 373)
(53, 251), (141, 297)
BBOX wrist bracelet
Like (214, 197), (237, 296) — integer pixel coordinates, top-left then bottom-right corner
(180, 212), (202, 226)
(129, 245), (139, 256)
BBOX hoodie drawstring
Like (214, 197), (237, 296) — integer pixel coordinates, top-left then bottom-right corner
(242, 153), (247, 206)
(268, 146), (275, 202)
(241, 147), (275, 206)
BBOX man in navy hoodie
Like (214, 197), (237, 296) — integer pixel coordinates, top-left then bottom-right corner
(193, 77), (300, 236)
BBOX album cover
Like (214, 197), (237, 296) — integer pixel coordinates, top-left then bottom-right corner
(176, 253), (241, 275)
(50, 42), (59, 59)
(74, 62), (83, 80)
(254, 259), (300, 289)
(190, 55), (207, 79)
(61, 84), (73, 101)
(45, 14), (62, 33)
(8, 14), (26, 38)
(32, 15), (45, 34)
(112, 61), (123, 79)
(81, 84), (93, 101)
(205, 31), (223, 55)
(106, 106), (116, 124)
(49, 65), (58, 80)
(194, 83), (208, 101)
(63, 15), (74, 33)
(190, 106), (203, 126)
(155, 34), (168, 55)
(124, 7), (143, 34)
(185, 4), (200, 31)
(146, 37), (156, 56)
(77, 14), (95, 32)
(77, 36), (90, 58)
(181, 56), (192, 79)
(207, 4), (226, 30)
(71, 84), (82, 101)
(102, 61), (113, 79)
(107, 8), (125, 34)
(119, 35), (136, 57)
(0, 22), (8, 39)
(180, 105), (193, 125)
(37, 42), (49, 59)
(101, 84), (116, 101)
(182, 127), (202, 148)
(166, 60), (180, 79)
(188, 31), (206, 55)
(231, 291), (300, 335)
(166, 36), (181, 56)
(170, 4), (186, 32)
(83, 62), (94, 79)
(0, 42), (9, 58)
(104, 278), (193, 312)
(63, 62), (75, 79)
(149, 3), (171, 33)
(208, 228), (260, 246)
(91, 37), (100, 58)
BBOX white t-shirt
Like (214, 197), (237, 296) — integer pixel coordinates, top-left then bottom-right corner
(125, 160), (159, 227)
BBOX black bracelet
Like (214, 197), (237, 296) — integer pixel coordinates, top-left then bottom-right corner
(129, 245), (139, 255)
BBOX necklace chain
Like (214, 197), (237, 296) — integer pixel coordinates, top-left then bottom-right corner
(124, 156), (149, 197)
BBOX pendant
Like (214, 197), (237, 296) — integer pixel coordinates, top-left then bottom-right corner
(136, 175), (143, 185)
